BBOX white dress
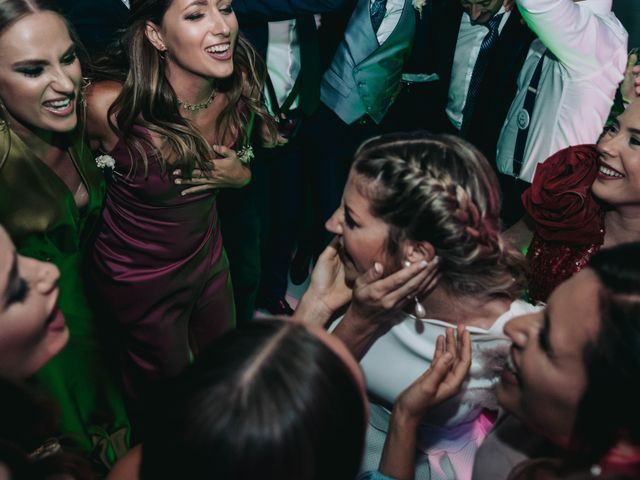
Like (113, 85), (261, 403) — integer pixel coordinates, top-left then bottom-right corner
(337, 300), (542, 480)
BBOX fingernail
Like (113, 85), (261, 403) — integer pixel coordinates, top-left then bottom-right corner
(402, 260), (411, 268)
(173, 169), (180, 175)
(433, 256), (440, 264)
(374, 262), (382, 273)
(419, 260), (429, 268)
(174, 179), (182, 184)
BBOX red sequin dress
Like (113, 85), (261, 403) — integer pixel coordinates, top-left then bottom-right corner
(522, 145), (605, 303)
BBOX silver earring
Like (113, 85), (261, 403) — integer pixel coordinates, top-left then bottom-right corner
(414, 297), (426, 318)
(403, 259), (427, 318)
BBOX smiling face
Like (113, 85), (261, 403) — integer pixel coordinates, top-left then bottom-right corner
(325, 172), (393, 287)
(460, 0), (503, 25)
(591, 101), (640, 207)
(498, 269), (602, 447)
(0, 227), (68, 379)
(0, 11), (80, 134)
(147, 0), (239, 83)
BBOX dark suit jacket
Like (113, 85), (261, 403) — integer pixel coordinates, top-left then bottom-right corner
(236, 0), (351, 115)
(420, 0), (535, 162)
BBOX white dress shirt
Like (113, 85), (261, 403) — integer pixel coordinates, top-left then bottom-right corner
(496, 0), (627, 183)
(447, 9), (511, 130)
(372, 0), (405, 44)
(265, 20), (301, 113)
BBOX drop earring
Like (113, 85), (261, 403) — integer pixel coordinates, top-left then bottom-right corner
(402, 259), (427, 318)
(414, 297), (426, 319)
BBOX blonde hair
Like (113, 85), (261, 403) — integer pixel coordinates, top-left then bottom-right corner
(353, 131), (527, 301)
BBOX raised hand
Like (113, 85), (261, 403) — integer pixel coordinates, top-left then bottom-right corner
(293, 237), (351, 326)
(621, 49), (640, 105)
(347, 257), (440, 326)
(332, 258), (440, 360)
(395, 326), (472, 422)
(173, 144), (251, 195)
(378, 326), (472, 480)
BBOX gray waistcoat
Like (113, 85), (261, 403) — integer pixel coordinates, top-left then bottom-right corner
(320, 0), (416, 125)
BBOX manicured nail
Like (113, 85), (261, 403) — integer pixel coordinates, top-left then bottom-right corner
(173, 169), (181, 175)
(374, 262), (382, 273)
(419, 260), (429, 268)
(174, 179), (182, 184)
(402, 260), (411, 268)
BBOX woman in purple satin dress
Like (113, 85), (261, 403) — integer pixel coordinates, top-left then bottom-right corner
(85, 0), (276, 422)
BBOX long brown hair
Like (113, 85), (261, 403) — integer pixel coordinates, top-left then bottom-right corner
(92, 0), (277, 175)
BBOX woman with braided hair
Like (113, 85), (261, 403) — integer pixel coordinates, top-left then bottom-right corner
(294, 131), (538, 480)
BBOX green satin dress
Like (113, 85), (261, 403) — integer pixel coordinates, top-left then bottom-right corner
(0, 128), (130, 471)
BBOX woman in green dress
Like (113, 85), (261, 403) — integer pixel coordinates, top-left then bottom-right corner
(0, 0), (129, 471)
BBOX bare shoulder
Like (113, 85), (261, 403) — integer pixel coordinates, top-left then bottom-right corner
(85, 80), (123, 151)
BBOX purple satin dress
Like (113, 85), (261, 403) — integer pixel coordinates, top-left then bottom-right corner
(91, 125), (234, 403)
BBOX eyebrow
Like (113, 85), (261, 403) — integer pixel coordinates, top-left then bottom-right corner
(11, 44), (76, 69)
(183, 0), (208, 10)
(539, 309), (555, 357)
(629, 127), (640, 136)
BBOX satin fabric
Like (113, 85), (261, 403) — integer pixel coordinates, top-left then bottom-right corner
(91, 125), (235, 407)
(0, 128), (131, 469)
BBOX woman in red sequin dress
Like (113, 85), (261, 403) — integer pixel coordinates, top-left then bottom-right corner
(511, 100), (640, 303)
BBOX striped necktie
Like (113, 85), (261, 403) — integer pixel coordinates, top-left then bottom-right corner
(370, 0), (388, 33)
(461, 13), (503, 133)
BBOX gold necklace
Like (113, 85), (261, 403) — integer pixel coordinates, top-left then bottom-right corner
(177, 88), (217, 112)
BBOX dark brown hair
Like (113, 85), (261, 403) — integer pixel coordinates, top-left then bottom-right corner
(140, 320), (367, 480)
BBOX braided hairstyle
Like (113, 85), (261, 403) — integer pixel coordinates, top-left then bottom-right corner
(352, 131), (527, 301)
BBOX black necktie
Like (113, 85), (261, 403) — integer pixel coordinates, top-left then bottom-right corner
(461, 13), (503, 132)
(370, 0), (388, 33)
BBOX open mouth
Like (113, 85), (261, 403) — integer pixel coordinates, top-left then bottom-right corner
(205, 43), (232, 60)
(42, 96), (75, 117)
(45, 305), (66, 332)
(598, 161), (625, 179)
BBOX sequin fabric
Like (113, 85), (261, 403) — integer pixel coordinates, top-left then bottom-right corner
(527, 229), (604, 303)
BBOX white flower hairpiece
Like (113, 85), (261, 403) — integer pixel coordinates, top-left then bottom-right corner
(412, 0), (426, 18)
(95, 154), (115, 170)
(237, 145), (254, 165)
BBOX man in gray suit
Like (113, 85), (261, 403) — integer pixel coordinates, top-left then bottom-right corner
(303, 0), (417, 257)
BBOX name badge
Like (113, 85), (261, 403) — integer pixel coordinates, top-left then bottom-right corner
(517, 109), (530, 130)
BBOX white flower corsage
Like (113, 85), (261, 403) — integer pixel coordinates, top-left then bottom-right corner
(95, 154), (115, 170)
(412, 0), (426, 18)
(237, 144), (254, 165)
